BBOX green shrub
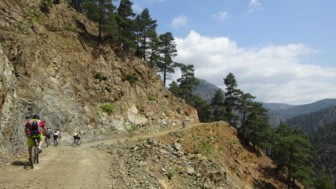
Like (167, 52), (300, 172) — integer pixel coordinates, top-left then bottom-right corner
(40, 0), (53, 12)
(27, 6), (41, 25)
(167, 168), (176, 180)
(95, 72), (108, 81)
(137, 137), (145, 143)
(127, 125), (138, 138)
(176, 107), (182, 114)
(101, 103), (114, 113)
(64, 24), (75, 31)
(122, 73), (139, 84)
(147, 95), (154, 101)
(196, 140), (214, 155)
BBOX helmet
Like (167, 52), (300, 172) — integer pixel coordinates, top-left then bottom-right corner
(32, 114), (40, 119)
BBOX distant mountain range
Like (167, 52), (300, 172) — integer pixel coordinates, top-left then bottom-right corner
(266, 99), (336, 118)
(266, 99), (336, 127)
(193, 78), (336, 127)
(192, 78), (225, 103)
(261, 103), (295, 110)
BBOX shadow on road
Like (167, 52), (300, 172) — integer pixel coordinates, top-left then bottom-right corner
(11, 161), (26, 166)
(12, 160), (33, 170)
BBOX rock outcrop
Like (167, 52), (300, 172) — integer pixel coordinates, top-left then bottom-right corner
(0, 0), (198, 158)
(91, 122), (288, 189)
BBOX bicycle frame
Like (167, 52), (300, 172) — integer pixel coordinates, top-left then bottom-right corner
(30, 137), (40, 169)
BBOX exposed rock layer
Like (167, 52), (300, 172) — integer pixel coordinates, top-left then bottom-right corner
(0, 0), (198, 158)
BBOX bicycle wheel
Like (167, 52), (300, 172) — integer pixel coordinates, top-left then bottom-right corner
(45, 139), (49, 148)
(29, 151), (34, 169)
(35, 138), (40, 163)
(34, 146), (39, 164)
(30, 146), (37, 168)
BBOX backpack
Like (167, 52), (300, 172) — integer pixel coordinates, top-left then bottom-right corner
(29, 119), (41, 135)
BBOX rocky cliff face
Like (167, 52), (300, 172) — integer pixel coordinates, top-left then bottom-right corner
(0, 0), (198, 158)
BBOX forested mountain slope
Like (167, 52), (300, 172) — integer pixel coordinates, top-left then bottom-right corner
(285, 106), (336, 185)
(285, 105), (336, 134)
(310, 121), (336, 182)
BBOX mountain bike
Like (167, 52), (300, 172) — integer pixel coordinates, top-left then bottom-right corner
(30, 137), (40, 169)
(72, 138), (81, 147)
(44, 135), (50, 148)
(54, 138), (59, 146)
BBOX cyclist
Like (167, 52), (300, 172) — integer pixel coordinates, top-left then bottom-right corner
(53, 130), (61, 145)
(73, 132), (81, 145)
(182, 121), (186, 129)
(24, 114), (47, 160)
(44, 127), (52, 146)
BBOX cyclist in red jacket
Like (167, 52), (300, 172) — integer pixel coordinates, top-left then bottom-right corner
(24, 114), (47, 160)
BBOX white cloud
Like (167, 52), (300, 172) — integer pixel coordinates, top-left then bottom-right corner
(212, 11), (230, 20)
(132, 3), (143, 13)
(173, 30), (336, 105)
(248, 0), (262, 13)
(250, 0), (262, 7)
(171, 15), (188, 28)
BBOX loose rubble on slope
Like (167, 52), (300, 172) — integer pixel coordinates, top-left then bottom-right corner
(93, 139), (238, 189)
(90, 122), (287, 189)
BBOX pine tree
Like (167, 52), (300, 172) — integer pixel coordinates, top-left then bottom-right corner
(210, 90), (226, 121)
(69, 0), (85, 12)
(116, 0), (136, 52)
(157, 32), (177, 87)
(190, 95), (213, 122)
(223, 72), (241, 126)
(168, 64), (213, 122)
(244, 101), (271, 149)
(82, 0), (116, 41)
(134, 8), (158, 60)
(168, 81), (181, 98)
(177, 64), (199, 102)
(314, 173), (334, 189)
(272, 122), (315, 189)
(237, 92), (255, 125)
(147, 32), (161, 68)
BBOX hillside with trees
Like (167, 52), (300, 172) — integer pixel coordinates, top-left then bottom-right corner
(286, 105), (336, 134)
(310, 121), (336, 187)
(285, 106), (336, 185)
(171, 70), (323, 188)
(0, 0), (334, 188)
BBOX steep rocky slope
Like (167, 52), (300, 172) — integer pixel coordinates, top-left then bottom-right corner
(0, 0), (198, 159)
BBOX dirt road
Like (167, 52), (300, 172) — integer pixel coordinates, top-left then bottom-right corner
(0, 123), (202, 189)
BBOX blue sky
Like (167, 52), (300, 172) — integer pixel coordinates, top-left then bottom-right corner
(130, 0), (336, 105)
